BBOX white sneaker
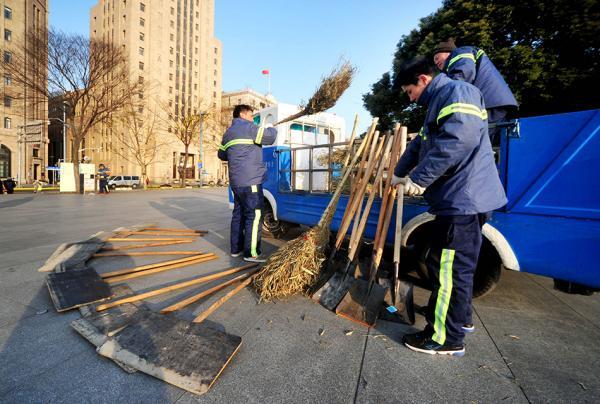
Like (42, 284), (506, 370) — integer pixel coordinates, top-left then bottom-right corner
(231, 252), (242, 258)
(244, 255), (266, 263)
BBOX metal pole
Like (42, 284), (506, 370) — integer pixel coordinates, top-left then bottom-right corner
(199, 116), (204, 188)
(62, 103), (67, 162)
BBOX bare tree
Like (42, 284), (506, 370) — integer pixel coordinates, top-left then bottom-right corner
(107, 98), (171, 188)
(166, 101), (216, 187)
(4, 28), (141, 192)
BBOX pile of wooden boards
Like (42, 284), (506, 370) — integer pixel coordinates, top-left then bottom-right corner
(41, 224), (259, 396)
(313, 124), (410, 326)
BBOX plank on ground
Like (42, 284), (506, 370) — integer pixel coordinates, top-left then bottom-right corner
(97, 311), (242, 396)
(107, 237), (195, 242)
(46, 267), (113, 312)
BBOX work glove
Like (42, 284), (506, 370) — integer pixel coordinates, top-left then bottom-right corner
(403, 177), (426, 197)
(391, 174), (403, 186)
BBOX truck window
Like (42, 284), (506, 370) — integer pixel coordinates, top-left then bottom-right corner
(132, 176), (139, 180)
(124, 176), (132, 181)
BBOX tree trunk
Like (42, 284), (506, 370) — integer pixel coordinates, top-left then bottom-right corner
(71, 137), (82, 194)
(181, 146), (189, 188)
(142, 166), (148, 189)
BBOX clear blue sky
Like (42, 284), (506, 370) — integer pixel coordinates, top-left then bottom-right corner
(49, 0), (443, 131)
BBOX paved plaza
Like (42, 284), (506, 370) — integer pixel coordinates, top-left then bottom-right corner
(1, 189), (599, 403)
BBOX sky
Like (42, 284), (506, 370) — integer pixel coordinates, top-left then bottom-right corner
(49, 0), (443, 132)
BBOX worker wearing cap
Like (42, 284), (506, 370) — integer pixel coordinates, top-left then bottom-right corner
(391, 57), (507, 356)
(97, 164), (111, 194)
(218, 104), (277, 263)
(433, 39), (518, 146)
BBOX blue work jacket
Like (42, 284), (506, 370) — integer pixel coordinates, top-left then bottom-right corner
(444, 46), (518, 110)
(394, 74), (507, 215)
(218, 118), (277, 187)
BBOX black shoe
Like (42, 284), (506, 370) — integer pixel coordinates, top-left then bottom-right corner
(404, 338), (465, 357)
(402, 330), (432, 346)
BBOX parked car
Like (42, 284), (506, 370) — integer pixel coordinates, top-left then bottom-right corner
(108, 175), (141, 190)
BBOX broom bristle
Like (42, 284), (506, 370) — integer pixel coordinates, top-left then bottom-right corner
(302, 60), (356, 115)
(276, 60), (356, 125)
(253, 191), (342, 301)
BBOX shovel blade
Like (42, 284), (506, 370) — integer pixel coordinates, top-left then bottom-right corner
(394, 280), (415, 325)
(312, 271), (355, 310)
(336, 279), (387, 327)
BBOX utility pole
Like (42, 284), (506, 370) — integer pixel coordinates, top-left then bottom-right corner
(199, 112), (207, 188)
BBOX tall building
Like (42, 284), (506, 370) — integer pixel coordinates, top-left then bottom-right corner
(89, 0), (221, 184)
(0, 1), (48, 183)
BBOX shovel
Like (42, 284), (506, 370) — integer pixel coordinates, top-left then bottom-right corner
(313, 135), (394, 310)
(335, 125), (405, 326)
(390, 127), (416, 324)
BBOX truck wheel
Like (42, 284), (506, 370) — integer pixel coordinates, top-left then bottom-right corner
(415, 237), (501, 298)
(262, 203), (290, 239)
(110, 184), (116, 190)
(132, 184), (138, 189)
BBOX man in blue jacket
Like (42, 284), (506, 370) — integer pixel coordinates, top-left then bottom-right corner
(218, 104), (277, 263)
(391, 57), (507, 356)
(433, 39), (518, 146)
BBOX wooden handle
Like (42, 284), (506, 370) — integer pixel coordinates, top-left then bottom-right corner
(95, 264), (258, 311)
(316, 118), (379, 228)
(105, 254), (218, 284)
(100, 254), (212, 278)
(100, 240), (193, 251)
(393, 127), (408, 264)
(160, 269), (258, 313)
(93, 251), (203, 257)
(143, 227), (207, 233)
(107, 238), (195, 242)
(118, 231), (202, 237)
(192, 275), (256, 323)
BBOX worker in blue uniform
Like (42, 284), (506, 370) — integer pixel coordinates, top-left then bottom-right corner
(218, 104), (277, 263)
(391, 57), (507, 356)
(433, 39), (518, 146)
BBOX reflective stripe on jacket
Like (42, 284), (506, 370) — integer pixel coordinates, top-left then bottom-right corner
(394, 74), (507, 215)
(218, 118), (277, 187)
(444, 46), (518, 109)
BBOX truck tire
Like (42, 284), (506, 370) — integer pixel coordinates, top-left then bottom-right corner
(262, 203), (290, 239)
(109, 184), (116, 190)
(132, 183), (138, 189)
(414, 234), (501, 298)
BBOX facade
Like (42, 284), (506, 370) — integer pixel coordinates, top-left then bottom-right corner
(0, 0), (48, 183)
(89, 0), (222, 184)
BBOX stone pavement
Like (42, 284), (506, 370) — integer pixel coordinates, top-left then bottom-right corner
(0, 189), (599, 403)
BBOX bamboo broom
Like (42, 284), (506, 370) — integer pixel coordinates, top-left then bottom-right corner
(274, 60), (356, 125)
(253, 117), (379, 301)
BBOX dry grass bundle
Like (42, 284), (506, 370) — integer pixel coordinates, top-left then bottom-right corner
(253, 117), (379, 301)
(275, 60), (356, 125)
(253, 194), (339, 300)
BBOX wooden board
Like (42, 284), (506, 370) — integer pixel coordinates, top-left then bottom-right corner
(46, 268), (113, 312)
(97, 311), (242, 396)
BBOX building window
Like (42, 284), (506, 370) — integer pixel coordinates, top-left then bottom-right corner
(169, 73), (173, 80)
(213, 80), (216, 86)
(139, 32), (144, 41)
(214, 47), (218, 54)
(3, 51), (11, 63)
(4, 96), (12, 107)
(169, 87), (173, 94)
(170, 47), (174, 55)
(139, 92), (144, 99)
(32, 148), (39, 158)
(170, 33), (174, 41)
(170, 7), (174, 15)
(4, 117), (11, 129)
(4, 74), (11, 85)
(194, 83), (197, 90)
(139, 18), (145, 26)
(139, 61), (144, 70)
(169, 60), (174, 67)
(139, 47), (144, 56)
(4, 29), (11, 41)
(4, 6), (12, 19)
(170, 20), (174, 28)
(138, 75), (144, 84)
(140, 2), (145, 12)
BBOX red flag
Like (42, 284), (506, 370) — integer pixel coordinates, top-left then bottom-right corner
(262, 69), (269, 75)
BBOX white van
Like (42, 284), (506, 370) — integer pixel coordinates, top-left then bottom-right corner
(108, 175), (141, 189)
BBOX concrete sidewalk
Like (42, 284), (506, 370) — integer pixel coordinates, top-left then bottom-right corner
(0, 189), (598, 403)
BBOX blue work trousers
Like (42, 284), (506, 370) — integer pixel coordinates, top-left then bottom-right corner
(231, 184), (264, 258)
(423, 213), (490, 345)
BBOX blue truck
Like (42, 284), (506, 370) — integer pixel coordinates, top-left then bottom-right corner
(233, 106), (600, 296)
